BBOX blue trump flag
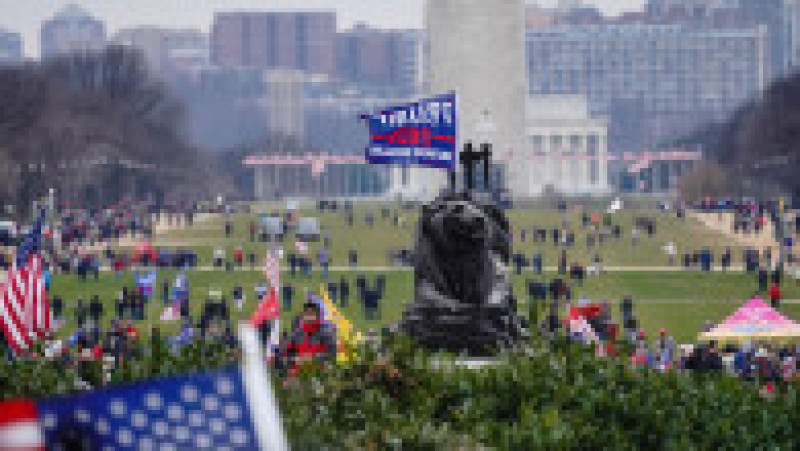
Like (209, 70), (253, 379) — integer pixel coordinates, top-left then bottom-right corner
(362, 92), (457, 170)
(170, 273), (189, 303)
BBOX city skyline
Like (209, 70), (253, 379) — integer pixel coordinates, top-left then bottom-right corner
(1, 0), (646, 58)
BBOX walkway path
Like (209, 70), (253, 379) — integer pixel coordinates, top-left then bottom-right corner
(689, 211), (778, 254)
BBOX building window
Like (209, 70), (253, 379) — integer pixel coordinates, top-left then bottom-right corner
(531, 135), (544, 154)
(569, 135), (582, 151)
(587, 134), (599, 156)
(590, 160), (599, 185)
(550, 135), (563, 152)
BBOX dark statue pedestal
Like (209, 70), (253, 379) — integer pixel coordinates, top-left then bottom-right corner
(399, 190), (528, 357)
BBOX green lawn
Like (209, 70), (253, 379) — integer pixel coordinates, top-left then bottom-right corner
(49, 269), (800, 346)
(137, 204), (760, 268)
(51, 200), (797, 348)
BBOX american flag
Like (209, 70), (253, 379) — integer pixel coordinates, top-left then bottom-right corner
(0, 206), (50, 354)
(0, 325), (289, 450)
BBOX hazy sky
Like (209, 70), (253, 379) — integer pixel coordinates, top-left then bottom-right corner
(1, 0), (646, 57)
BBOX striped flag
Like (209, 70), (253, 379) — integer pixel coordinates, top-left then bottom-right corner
(0, 206), (50, 354)
(262, 247), (280, 291)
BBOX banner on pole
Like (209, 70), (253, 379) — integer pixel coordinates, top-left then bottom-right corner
(362, 92), (457, 170)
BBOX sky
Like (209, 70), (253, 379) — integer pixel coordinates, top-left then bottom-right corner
(1, 0), (646, 58)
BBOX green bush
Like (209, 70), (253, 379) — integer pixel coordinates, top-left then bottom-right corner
(0, 337), (238, 400)
(1, 335), (798, 449)
(277, 337), (800, 450)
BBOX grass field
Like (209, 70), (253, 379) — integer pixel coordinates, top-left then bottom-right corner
(136, 204), (764, 270)
(49, 269), (800, 345)
(40, 200), (799, 347)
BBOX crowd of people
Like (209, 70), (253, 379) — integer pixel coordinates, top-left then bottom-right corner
(548, 295), (799, 391)
(3, 198), (798, 396)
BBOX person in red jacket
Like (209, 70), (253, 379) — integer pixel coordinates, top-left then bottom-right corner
(233, 246), (244, 267)
(769, 282), (782, 309)
(280, 302), (336, 377)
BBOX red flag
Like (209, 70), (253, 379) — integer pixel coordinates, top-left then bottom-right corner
(251, 288), (279, 328)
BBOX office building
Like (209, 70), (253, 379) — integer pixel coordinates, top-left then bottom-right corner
(0, 29), (22, 64)
(526, 23), (768, 152)
(113, 27), (208, 75)
(41, 4), (106, 59)
(525, 4), (559, 28)
(336, 24), (420, 97)
(211, 11), (336, 77)
(645, 0), (790, 77)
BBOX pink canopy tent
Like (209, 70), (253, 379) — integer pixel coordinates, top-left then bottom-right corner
(699, 296), (800, 344)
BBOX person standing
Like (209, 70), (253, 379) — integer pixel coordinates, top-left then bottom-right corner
(89, 295), (103, 326)
(349, 250), (358, 269)
(532, 252), (543, 275)
(513, 253), (525, 275)
(75, 297), (87, 329)
(213, 247), (225, 268)
(318, 246), (330, 280)
(721, 247), (732, 271)
(559, 250), (568, 275)
(234, 246), (244, 268)
(281, 283), (294, 311)
(162, 280), (170, 305)
(769, 282), (782, 309)
(51, 295), (63, 323)
(339, 276), (350, 308)
(288, 252), (297, 276)
(664, 242), (677, 266)
(656, 328), (675, 371)
(364, 288), (380, 321)
(758, 268), (769, 292)
(114, 292), (123, 320)
(281, 303), (336, 377)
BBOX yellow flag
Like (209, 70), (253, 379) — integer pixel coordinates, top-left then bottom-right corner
(319, 284), (358, 362)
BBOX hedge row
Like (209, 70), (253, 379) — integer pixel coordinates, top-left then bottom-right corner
(1, 336), (798, 449)
(278, 337), (800, 450)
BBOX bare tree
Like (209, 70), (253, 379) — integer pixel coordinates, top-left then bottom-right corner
(0, 46), (223, 216)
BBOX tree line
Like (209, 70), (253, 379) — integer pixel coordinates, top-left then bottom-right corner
(678, 72), (800, 201)
(0, 46), (232, 218)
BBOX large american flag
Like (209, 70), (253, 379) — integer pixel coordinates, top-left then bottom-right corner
(0, 206), (50, 354)
(0, 325), (290, 450)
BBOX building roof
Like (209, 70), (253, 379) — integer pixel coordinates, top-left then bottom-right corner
(54, 4), (94, 20)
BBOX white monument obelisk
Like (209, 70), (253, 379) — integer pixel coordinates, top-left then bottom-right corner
(418, 0), (528, 198)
